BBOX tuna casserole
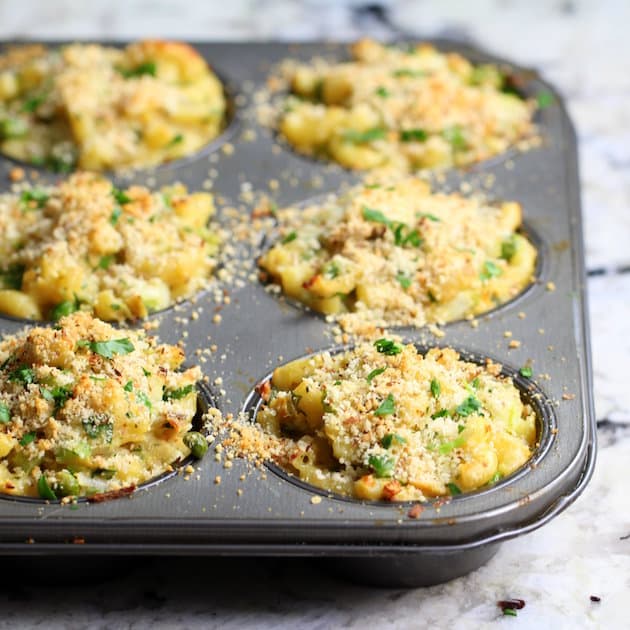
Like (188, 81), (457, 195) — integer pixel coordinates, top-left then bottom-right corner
(0, 40), (226, 171)
(0, 172), (221, 322)
(258, 177), (537, 333)
(277, 38), (535, 171)
(255, 340), (537, 502)
(0, 312), (204, 499)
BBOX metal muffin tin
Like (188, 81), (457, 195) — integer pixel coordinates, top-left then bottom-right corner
(0, 41), (595, 587)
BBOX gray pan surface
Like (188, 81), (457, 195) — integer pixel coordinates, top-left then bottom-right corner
(0, 41), (596, 585)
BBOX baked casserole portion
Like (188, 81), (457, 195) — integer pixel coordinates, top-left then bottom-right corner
(278, 38), (535, 171)
(258, 177), (536, 334)
(255, 340), (536, 502)
(0, 172), (221, 321)
(0, 312), (203, 499)
(0, 40), (226, 171)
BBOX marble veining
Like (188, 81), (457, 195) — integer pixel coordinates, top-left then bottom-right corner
(0, 1), (627, 628)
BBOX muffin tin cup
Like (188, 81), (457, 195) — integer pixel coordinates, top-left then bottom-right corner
(0, 41), (595, 587)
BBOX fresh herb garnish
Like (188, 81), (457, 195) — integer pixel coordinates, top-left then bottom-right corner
(82, 414), (113, 443)
(392, 223), (422, 247)
(489, 471), (503, 484)
(400, 128), (428, 142)
(536, 91), (554, 109)
(447, 482), (462, 495)
(77, 338), (134, 359)
(110, 207), (122, 225)
(362, 206), (391, 225)
(519, 366), (533, 378)
(0, 402), (10, 424)
(374, 338), (402, 355)
(21, 94), (46, 113)
(395, 272), (412, 289)
(470, 377), (480, 389)
(392, 68), (426, 78)
(381, 433), (406, 449)
(341, 127), (386, 143)
(163, 384), (194, 401)
(480, 260), (503, 281)
(98, 255), (114, 270)
(368, 454), (395, 478)
(455, 396), (482, 417)
(168, 133), (184, 146)
(500, 236), (517, 261)
(19, 431), (36, 446)
(430, 378), (441, 399)
(119, 61), (157, 79)
(322, 261), (340, 279)
(51, 298), (80, 321)
(123, 380), (134, 392)
(374, 86), (390, 98)
(366, 367), (386, 383)
(431, 409), (449, 419)
(0, 264), (25, 290)
(41, 385), (72, 410)
(9, 366), (35, 385)
(374, 393), (396, 416)
(416, 212), (441, 222)
(282, 231), (297, 244)
(20, 189), (49, 209)
(112, 188), (132, 205)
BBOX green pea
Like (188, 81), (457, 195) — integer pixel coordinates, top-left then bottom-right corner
(54, 469), (80, 497)
(183, 431), (208, 459)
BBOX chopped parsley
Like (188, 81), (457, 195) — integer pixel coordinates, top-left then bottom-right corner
(322, 261), (340, 279)
(400, 128), (428, 142)
(111, 188), (132, 205)
(362, 206), (391, 225)
(82, 414), (113, 443)
(536, 90), (554, 109)
(374, 338), (402, 355)
(9, 366), (35, 385)
(341, 127), (386, 144)
(374, 393), (396, 416)
(98, 255), (114, 270)
(381, 433), (406, 449)
(368, 453), (395, 478)
(489, 471), (503, 484)
(431, 409), (449, 419)
(392, 224), (422, 247)
(366, 367), (386, 383)
(416, 212), (440, 222)
(455, 396), (482, 417)
(395, 272), (412, 290)
(480, 260), (503, 281)
(77, 338), (134, 359)
(123, 380), (134, 392)
(430, 378), (441, 399)
(374, 86), (390, 98)
(19, 431), (36, 446)
(447, 482), (462, 495)
(20, 189), (49, 209)
(0, 402), (10, 424)
(163, 384), (194, 401)
(41, 385), (72, 410)
(136, 391), (153, 409)
(168, 133), (184, 146)
(21, 94), (46, 113)
(118, 61), (157, 78)
(0, 264), (25, 290)
(392, 68), (426, 78)
(519, 366), (533, 378)
(110, 206), (122, 225)
(51, 298), (80, 321)
(281, 231), (297, 244)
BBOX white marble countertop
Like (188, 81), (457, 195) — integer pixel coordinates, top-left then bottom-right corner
(0, 1), (628, 628)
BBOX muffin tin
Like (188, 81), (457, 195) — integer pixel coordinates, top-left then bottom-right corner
(0, 41), (595, 587)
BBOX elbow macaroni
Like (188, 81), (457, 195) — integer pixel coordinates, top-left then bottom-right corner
(0, 172), (222, 322)
(0, 40), (226, 171)
(275, 38), (536, 171)
(255, 341), (537, 502)
(258, 177), (537, 334)
(0, 312), (203, 498)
